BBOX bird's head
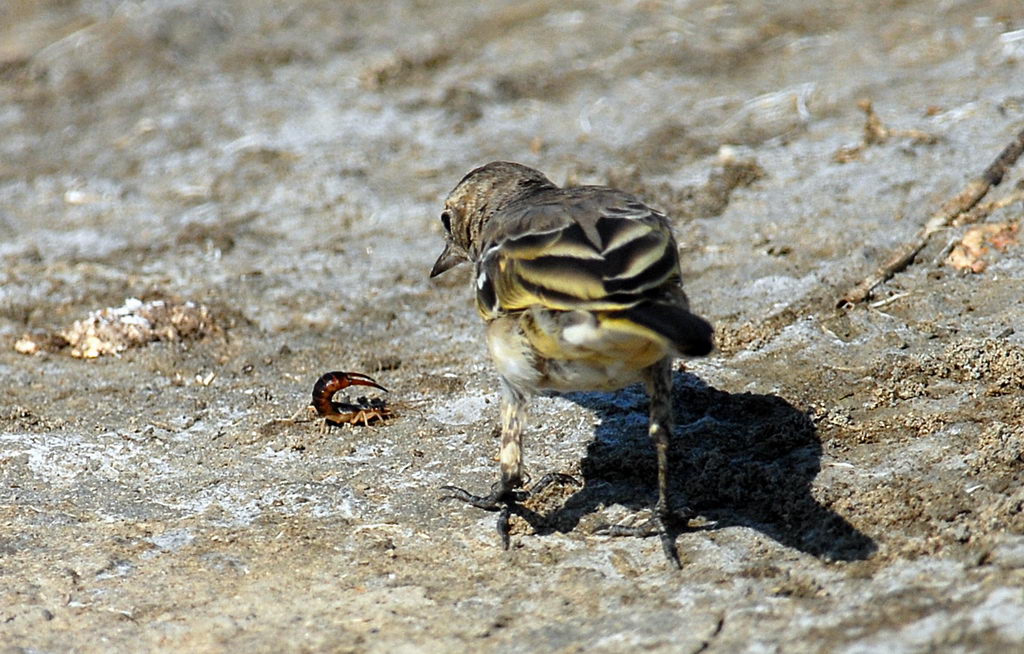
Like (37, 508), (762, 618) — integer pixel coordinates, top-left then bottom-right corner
(430, 161), (553, 277)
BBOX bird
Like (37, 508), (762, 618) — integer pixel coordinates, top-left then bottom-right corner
(430, 161), (713, 567)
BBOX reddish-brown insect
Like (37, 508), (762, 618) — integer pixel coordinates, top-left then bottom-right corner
(311, 371), (393, 427)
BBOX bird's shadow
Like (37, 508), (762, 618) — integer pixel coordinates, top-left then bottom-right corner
(525, 370), (876, 562)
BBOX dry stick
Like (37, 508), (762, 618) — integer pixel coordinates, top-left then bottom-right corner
(954, 187), (1024, 227)
(838, 126), (1024, 308)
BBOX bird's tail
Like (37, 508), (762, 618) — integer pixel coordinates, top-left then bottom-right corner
(619, 301), (714, 357)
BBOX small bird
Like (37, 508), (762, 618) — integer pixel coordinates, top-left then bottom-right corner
(431, 161), (713, 566)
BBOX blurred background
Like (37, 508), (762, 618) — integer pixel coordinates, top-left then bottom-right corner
(2, 1), (1024, 652)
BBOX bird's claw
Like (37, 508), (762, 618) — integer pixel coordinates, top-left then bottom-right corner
(440, 473), (581, 549)
(594, 504), (694, 569)
(439, 484), (515, 510)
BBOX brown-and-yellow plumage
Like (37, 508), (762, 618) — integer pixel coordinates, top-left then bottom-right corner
(431, 161), (713, 567)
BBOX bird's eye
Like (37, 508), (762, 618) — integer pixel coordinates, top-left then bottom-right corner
(440, 210), (452, 233)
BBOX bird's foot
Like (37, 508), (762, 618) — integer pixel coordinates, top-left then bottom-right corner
(440, 473), (580, 549)
(594, 504), (695, 569)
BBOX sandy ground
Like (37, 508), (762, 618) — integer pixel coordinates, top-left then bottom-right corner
(2, 1), (1024, 652)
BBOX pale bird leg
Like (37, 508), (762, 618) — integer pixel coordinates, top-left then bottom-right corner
(441, 383), (578, 549)
(595, 357), (693, 569)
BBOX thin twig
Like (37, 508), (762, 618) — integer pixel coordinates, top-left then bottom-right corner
(838, 126), (1024, 308)
(868, 291), (911, 309)
(953, 186), (1024, 226)
(934, 233), (963, 266)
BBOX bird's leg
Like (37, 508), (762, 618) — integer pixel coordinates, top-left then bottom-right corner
(595, 358), (690, 568)
(441, 384), (578, 548)
(498, 383), (528, 491)
(441, 385), (527, 549)
(649, 359), (685, 568)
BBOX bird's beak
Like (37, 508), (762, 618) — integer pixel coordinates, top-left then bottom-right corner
(430, 241), (466, 277)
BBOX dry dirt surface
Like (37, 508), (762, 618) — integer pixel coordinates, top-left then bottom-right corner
(2, 1), (1024, 652)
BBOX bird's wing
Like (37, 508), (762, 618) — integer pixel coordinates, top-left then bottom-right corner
(475, 189), (681, 320)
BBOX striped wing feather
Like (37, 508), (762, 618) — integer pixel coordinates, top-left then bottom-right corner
(476, 196), (680, 319)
